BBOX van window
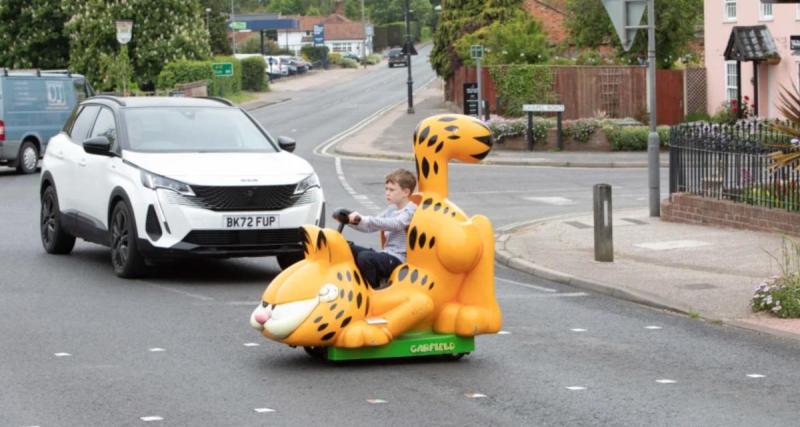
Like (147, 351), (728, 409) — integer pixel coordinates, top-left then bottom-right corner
(69, 105), (100, 143)
(89, 108), (117, 147)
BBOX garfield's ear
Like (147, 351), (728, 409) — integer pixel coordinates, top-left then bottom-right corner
(300, 225), (354, 265)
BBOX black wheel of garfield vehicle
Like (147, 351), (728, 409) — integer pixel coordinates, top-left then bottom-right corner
(40, 186), (76, 254)
(110, 201), (146, 278)
(277, 252), (305, 270)
(17, 140), (39, 174)
(303, 346), (328, 360)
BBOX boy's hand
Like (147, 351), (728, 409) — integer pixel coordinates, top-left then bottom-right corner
(348, 212), (362, 225)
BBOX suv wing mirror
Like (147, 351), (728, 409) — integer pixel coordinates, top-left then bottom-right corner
(277, 136), (296, 152)
(83, 136), (113, 156)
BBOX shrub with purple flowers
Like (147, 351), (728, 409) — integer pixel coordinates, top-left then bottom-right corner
(752, 237), (800, 318)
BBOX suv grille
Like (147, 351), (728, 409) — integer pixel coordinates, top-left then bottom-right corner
(183, 228), (302, 246)
(191, 184), (298, 211)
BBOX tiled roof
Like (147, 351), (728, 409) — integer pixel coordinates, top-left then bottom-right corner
(281, 14), (364, 40)
(724, 26), (780, 62)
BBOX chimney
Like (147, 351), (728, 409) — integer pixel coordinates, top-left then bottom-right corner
(334, 0), (345, 15)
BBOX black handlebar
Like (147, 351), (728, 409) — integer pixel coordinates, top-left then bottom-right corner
(332, 208), (353, 232)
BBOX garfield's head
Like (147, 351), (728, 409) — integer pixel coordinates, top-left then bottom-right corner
(412, 114), (493, 176)
(250, 226), (371, 347)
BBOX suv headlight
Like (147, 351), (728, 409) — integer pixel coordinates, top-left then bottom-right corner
(294, 173), (320, 195)
(140, 170), (195, 196)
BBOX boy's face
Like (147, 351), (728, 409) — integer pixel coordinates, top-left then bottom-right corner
(385, 181), (410, 206)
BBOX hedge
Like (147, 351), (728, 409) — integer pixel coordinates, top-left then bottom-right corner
(605, 126), (670, 151)
(301, 45), (329, 63)
(157, 56), (242, 97)
(241, 56), (268, 92)
(208, 56), (242, 97)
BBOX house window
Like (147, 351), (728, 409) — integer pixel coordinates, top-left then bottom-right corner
(724, 0), (736, 21)
(760, 1), (773, 20)
(726, 61), (739, 101)
(332, 42), (353, 52)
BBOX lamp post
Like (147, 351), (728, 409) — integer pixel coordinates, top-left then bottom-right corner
(360, 0), (366, 65)
(404, 0), (414, 114)
(231, 0), (237, 54)
(205, 7), (211, 30)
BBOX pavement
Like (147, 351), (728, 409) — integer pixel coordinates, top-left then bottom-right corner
(325, 78), (800, 341)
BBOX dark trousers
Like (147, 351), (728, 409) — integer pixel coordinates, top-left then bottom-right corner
(348, 242), (402, 289)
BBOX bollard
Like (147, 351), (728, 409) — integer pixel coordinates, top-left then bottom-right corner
(527, 111), (534, 151)
(593, 184), (613, 262)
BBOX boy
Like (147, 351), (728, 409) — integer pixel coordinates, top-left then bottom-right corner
(343, 169), (417, 289)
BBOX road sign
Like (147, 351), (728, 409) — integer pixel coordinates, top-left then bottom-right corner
(313, 24), (324, 46)
(463, 83), (479, 117)
(470, 45), (483, 59)
(229, 21), (247, 30)
(602, 0), (646, 51)
(523, 104), (565, 113)
(211, 62), (233, 77)
(115, 20), (133, 44)
(401, 41), (418, 56)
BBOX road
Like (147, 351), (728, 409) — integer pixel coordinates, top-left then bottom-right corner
(1, 48), (799, 426)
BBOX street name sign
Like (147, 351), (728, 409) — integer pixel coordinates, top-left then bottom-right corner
(523, 104), (565, 113)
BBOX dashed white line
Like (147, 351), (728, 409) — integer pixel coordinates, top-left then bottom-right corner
(367, 399), (388, 404)
(54, 352), (71, 357)
(254, 408), (276, 413)
(465, 393), (487, 398)
(655, 379), (677, 384)
(565, 386), (587, 391)
(497, 330), (512, 335)
(334, 157), (380, 213)
(746, 374), (766, 378)
(140, 416), (163, 422)
(644, 325), (663, 330)
(148, 284), (214, 301)
(149, 348), (165, 352)
(496, 277), (557, 293)
(243, 342), (261, 347)
(570, 328), (587, 333)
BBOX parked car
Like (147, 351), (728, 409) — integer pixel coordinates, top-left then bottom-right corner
(264, 56), (289, 78)
(0, 70), (93, 174)
(342, 52), (363, 63)
(387, 48), (408, 68)
(40, 96), (325, 278)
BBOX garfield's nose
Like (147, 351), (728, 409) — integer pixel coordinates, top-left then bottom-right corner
(255, 311), (270, 325)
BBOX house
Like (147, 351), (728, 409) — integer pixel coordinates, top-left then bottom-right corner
(279, 10), (372, 57)
(705, 0), (800, 118)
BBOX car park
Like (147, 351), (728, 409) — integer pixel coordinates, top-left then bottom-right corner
(0, 70), (93, 174)
(40, 96), (325, 278)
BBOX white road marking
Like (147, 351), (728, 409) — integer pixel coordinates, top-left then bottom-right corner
(634, 240), (711, 251)
(644, 326), (662, 330)
(465, 393), (487, 398)
(367, 399), (388, 404)
(334, 157), (380, 213)
(140, 416), (163, 422)
(54, 353), (71, 357)
(498, 330), (511, 335)
(227, 301), (261, 306)
(523, 196), (575, 206)
(570, 328), (587, 332)
(254, 408), (276, 413)
(496, 277), (557, 293)
(565, 386), (586, 391)
(149, 348), (165, 352)
(656, 379), (677, 384)
(243, 343), (261, 347)
(746, 374), (766, 378)
(148, 284), (214, 301)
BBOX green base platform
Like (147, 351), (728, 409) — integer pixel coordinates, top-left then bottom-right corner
(319, 331), (475, 361)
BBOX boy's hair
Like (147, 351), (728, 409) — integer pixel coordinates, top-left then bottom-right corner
(385, 168), (416, 193)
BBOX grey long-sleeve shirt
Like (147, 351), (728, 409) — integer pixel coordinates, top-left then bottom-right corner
(348, 202), (417, 262)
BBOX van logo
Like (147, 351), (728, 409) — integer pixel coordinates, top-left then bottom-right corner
(241, 178), (258, 183)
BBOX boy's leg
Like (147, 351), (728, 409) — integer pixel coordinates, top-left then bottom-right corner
(376, 253), (402, 284)
(356, 249), (396, 289)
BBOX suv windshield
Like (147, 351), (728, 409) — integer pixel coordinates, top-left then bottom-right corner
(122, 107), (278, 153)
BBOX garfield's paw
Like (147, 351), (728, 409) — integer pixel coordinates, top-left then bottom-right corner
(434, 303), (500, 336)
(336, 321), (392, 348)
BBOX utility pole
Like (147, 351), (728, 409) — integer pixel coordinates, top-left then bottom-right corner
(231, 0), (237, 54)
(360, 0), (366, 64)
(404, 0), (414, 114)
(646, 0), (659, 217)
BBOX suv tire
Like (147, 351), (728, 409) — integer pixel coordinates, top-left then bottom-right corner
(17, 140), (39, 174)
(110, 201), (146, 278)
(40, 186), (76, 254)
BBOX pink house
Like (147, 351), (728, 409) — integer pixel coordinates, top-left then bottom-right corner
(705, 0), (800, 118)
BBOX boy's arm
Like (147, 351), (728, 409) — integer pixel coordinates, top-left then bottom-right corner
(358, 205), (415, 232)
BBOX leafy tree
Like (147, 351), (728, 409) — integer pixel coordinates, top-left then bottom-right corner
(0, 0), (70, 69)
(202, 0), (233, 55)
(455, 16), (550, 67)
(565, 0), (702, 68)
(431, 0), (523, 79)
(65, 0), (210, 91)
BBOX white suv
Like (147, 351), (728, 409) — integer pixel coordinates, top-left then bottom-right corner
(40, 96), (325, 277)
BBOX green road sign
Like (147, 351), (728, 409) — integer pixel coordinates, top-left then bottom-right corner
(229, 21), (247, 30)
(211, 62), (233, 77)
(470, 45), (484, 59)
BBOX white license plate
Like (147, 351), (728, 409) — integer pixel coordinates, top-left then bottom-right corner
(223, 215), (279, 229)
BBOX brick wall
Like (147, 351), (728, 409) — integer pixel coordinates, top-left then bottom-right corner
(662, 193), (800, 236)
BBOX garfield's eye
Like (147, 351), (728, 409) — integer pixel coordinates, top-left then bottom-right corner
(261, 301), (268, 308)
(318, 283), (339, 302)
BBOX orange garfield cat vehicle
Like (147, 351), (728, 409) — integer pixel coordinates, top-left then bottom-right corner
(250, 114), (502, 358)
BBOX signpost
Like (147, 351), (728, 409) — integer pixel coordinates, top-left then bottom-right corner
(470, 45), (484, 119)
(211, 62), (233, 97)
(603, 0), (659, 217)
(523, 104), (566, 151)
(115, 20), (133, 96)
(463, 83), (479, 118)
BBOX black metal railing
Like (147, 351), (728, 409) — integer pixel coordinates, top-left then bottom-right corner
(669, 121), (800, 212)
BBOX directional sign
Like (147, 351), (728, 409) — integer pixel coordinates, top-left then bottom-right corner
(470, 45), (484, 59)
(602, 0), (647, 51)
(523, 104), (565, 113)
(229, 21), (247, 30)
(211, 62), (233, 77)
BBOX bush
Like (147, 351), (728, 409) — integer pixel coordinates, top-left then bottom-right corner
(328, 52), (342, 65)
(490, 65), (558, 117)
(241, 56), (268, 92)
(564, 119), (599, 144)
(684, 112), (712, 122)
(156, 60), (214, 91)
(301, 45), (329, 63)
(208, 56), (242, 97)
(365, 54), (382, 65)
(487, 116), (548, 145)
(339, 58), (359, 69)
(753, 237), (800, 318)
(605, 126), (670, 151)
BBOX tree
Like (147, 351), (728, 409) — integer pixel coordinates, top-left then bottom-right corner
(65, 0), (211, 91)
(565, 0), (702, 68)
(431, 0), (523, 79)
(0, 0), (70, 69)
(455, 16), (550, 67)
(202, 0), (233, 55)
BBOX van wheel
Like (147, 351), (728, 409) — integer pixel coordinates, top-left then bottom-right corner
(16, 141), (39, 174)
(40, 186), (75, 254)
(110, 201), (146, 278)
(277, 252), (304, 270)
